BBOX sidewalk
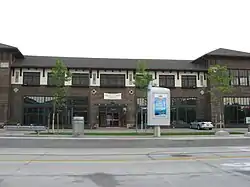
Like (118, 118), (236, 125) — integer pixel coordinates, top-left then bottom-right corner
(0, 128), (248, 137)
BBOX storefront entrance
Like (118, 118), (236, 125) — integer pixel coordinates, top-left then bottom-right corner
(99, 104), (127, 127)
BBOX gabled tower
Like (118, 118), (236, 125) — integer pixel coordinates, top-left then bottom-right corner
(0, 43), (23, 123)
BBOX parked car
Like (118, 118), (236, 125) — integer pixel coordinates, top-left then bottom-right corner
(190, 119), (214, 130)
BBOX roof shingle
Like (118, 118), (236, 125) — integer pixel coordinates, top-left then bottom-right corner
(12, 55), (206, 71)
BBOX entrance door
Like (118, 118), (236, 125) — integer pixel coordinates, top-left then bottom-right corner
(99, 105), (122, 127)
(106, 107), (120, 127)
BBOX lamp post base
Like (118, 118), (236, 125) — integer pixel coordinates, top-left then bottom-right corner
(154, 126), (161, 137)
(215, 130), (230, 136)
(244, 132), (250, 137)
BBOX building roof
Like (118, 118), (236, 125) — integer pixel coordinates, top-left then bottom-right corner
(12, 55), (206, 71)
(2, 42), (249, 71)
(206, 48), (250, 57)
(0, 43), (17, 49)
(0, 43), (24, 58)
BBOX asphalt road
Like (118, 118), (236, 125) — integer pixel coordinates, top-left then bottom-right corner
(0, 146), (250, 186)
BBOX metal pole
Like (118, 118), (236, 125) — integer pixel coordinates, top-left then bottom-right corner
(135, 108), (138, 133)
(140, 107), (143, 130)
(144, 109), (147, 132)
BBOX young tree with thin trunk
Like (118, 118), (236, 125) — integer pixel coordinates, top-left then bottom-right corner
(134, 60), (154, 97)
(51, 59), (71, 133)
(208, 64), (233, 129)
(134, 60), (154, 130)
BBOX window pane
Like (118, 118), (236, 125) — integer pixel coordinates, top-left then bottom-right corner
(23, 72), (40, 86)
(72, 73), (89, 87)
(100, 74), (125, 87)
(181, 75), (197, 88)
(159, 75), (175, 88)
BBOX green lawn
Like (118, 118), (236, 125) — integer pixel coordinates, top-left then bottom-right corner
(30, 131), (245, 136)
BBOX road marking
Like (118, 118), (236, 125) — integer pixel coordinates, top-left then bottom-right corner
(0, 155), (250, 163)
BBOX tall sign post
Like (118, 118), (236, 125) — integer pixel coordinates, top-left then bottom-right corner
(147, 82), (171, 137)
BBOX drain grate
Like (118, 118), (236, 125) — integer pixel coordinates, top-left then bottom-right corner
(170, 154), (191, 157)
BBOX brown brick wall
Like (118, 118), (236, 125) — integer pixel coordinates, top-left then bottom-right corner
(207, 57), (250, 125)
(89, 87), (136, 126)
(0, 53), (12, 123)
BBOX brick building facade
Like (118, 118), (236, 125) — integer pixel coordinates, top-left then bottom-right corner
(1, 43), (250, 128)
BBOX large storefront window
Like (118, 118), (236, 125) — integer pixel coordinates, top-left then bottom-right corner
(224, 97), (250, 125)
(23, 96), (88, 128)
(136, 97), (197, 128)
(171, 97), (197, 127)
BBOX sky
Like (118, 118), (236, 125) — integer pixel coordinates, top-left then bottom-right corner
(0, 0), (250, 60)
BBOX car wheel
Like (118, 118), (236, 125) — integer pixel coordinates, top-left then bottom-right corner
(197, 125), (201, 130)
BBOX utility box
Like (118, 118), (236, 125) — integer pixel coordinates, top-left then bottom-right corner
(72, 116), (84, 136)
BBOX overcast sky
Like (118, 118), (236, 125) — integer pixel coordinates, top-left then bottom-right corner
(1, 0), (250, 60)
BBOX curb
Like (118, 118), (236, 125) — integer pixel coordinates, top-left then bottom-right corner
(0, 136), (250, 148)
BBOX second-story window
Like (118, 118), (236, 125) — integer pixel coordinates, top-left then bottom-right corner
(47, 72), (65, 86)
(72, 73), (89, 87)
(47, 72), (54, 86)
(23, 72), (40, 86)
(230, 69), (248, 86)
(159, 75), (175, 88)
(181, 75), (197, 88)
(100, 74), (125, 88)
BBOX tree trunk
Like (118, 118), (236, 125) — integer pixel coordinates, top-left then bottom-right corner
(219, 96), (225, 129)
(52, 103), (55, 134)
(57, 112), (59, 133)
(61, 110), (64, 132)
(47, 113), (50, 133)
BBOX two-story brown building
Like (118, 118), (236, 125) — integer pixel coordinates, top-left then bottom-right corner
(1, 43), (250, 128)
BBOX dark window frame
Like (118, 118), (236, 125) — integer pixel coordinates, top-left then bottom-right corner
(181, 75), (197, 88)
(23, 72), (41, 86)
(71, 73), (90, 87)
(100, 74), (125, 88)
(229, 69), (249, 86)
(224, 96), (250, 125)
(159, 75), (175, 88)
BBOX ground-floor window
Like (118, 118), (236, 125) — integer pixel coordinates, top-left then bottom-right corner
(136, 97), (197, 128)
(23, 96), (88, 128)
(224, 97), (250, 124)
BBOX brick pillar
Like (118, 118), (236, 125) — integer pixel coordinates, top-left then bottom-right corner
(126, 103), (136, 128)
(0, 55), (11, 123)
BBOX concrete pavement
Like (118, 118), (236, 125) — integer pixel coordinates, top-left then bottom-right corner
(0, 128), (248, 136)
(0, 135), (250, 148)
(0, 146), (250, 186)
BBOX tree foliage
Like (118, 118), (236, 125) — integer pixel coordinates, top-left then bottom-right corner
(51, 59), (71, 110)
(208, 64), (233, 124)
(208, 64), (232, 103)
(134, 60), (153, 94)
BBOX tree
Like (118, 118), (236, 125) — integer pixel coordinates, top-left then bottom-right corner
(207, 64), (233, 129)
(134, 60), (154, 131)
(134, 60), (154, 97)
(51, 59), (71, 133)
